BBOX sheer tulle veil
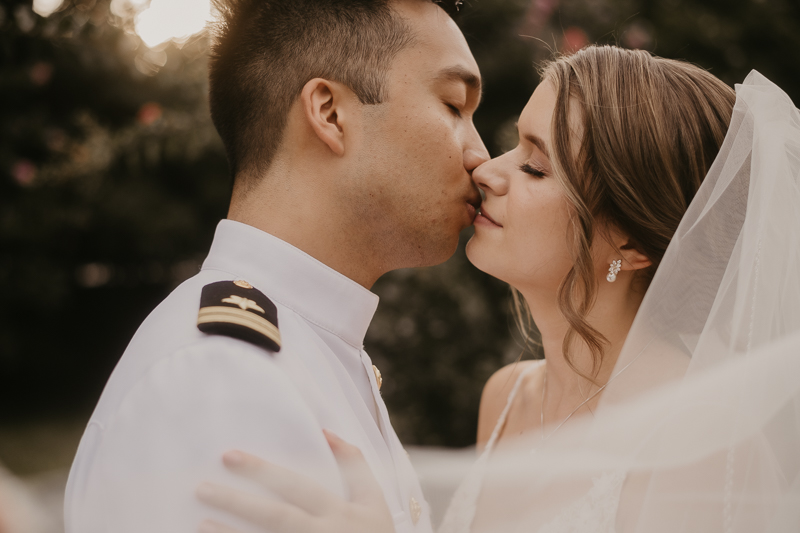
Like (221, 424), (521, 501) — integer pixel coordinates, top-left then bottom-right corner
(434, 71), (800, 532)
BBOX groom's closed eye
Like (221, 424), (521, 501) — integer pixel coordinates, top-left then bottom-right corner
(434, 65), (483, 108)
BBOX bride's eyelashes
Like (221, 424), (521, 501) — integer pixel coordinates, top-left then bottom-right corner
(519, 162), (547, 178)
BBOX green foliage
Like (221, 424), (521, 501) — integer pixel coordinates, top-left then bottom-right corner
(0, 0), (228, 417)
(1, 0), (798, 447)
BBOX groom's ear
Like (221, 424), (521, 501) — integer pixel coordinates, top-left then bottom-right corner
(300, 78), (353, 157)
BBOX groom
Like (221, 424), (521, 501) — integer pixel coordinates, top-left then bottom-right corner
(65, 0), (486, 531)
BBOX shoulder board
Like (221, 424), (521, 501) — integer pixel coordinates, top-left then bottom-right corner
(197, 280), (281, 352)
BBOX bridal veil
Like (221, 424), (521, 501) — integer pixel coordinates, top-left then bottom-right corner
(434, 71), (800, 532)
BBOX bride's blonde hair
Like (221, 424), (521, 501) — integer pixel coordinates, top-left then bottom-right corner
(516, 45), (735, 380)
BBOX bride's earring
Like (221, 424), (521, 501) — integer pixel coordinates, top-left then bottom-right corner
(606, 259), (622, 282)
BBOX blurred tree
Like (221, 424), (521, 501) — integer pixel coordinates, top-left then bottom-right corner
(549, 0), (800, 100)
(0, 0), (229, 420)
(0, 0), (798, 453)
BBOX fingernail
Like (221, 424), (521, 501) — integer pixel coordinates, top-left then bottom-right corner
(223, 450), (243, 466)
(199, 519), (220, 533)
(196, 482), (216, 500)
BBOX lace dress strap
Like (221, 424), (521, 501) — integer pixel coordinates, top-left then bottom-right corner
(438, 360), (545, 533)
(483, 360), (545, 454)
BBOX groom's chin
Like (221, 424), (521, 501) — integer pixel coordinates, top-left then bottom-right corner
(402, 230), (463, 270)
(420, 237), (461, 269)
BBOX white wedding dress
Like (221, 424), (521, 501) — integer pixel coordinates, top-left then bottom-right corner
(435, 71), (800, 533)
(438, 361), (625, 533)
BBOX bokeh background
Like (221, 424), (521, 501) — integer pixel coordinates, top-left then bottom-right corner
(1, 0), (799, 528)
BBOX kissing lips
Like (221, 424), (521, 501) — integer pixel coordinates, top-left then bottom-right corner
(466, 202), (477, 220)
(466, 193), (481, 222)
(476, 206), (502, 227)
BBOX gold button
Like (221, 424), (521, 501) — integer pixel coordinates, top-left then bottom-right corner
(409, 496), (421, 525)
(233, 279), (253, 289)
(372, 365), (382, 391)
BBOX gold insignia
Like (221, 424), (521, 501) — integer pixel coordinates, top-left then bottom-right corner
(409, 497), (422, 525)
(198, 307), (281, 348)
(372, 365), (383, 391)
(221, 295), (265, 314)
(233, 279), (253, 289)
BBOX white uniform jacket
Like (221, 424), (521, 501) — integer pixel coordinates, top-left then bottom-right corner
(65, 220), (432, 533)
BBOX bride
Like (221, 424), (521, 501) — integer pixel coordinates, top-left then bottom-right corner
(194, 45), (800, 533)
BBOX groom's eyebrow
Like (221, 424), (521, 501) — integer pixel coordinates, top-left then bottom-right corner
(436, 66), (482, 101)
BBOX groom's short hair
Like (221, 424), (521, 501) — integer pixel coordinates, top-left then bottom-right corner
(209, 0), (447, 186)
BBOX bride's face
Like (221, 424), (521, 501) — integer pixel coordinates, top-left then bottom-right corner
(466, 82), (581, 291)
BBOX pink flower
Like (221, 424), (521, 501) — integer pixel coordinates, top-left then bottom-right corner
(30, 62), (53, 86)
(561, 27), (589, 54)
(137, 102), (163, 126)
(11, 160), (37, 186)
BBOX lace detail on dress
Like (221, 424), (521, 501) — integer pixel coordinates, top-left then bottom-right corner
(438, 360), (626, 533)
(537, 471), (625, 533)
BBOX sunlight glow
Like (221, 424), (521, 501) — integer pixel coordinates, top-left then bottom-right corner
(32, 0), (65, 17)
(133, 0), (213, 48)
(110, 0), (149, 18)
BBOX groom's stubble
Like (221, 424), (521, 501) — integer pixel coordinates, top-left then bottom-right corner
(322, 0), (488, 273)
(216, 0), (488, 286)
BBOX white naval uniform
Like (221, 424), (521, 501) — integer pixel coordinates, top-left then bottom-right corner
(65, 220), (432, 533)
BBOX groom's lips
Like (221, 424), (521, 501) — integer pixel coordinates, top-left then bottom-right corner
(466, 193), (481, 222)
(466, 202), (476, 220)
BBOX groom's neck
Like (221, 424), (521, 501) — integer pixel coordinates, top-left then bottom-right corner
(227, 166), (385, 290)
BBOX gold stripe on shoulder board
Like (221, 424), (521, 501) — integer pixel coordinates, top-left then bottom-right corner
(198, 306), (281, 347)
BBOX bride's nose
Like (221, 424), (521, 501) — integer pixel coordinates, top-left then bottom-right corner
(472, 157), (508, 197)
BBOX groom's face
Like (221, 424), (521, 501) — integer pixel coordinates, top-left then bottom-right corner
(348, 0), (487, 269)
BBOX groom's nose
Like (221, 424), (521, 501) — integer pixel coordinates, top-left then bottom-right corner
(464, 147), (490, 174)
(462, 121), (489, 175)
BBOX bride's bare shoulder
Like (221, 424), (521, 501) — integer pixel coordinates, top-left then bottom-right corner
(477, 359), (544, 447)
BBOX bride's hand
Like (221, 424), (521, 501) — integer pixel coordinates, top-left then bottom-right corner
(196, 430), (396, 533)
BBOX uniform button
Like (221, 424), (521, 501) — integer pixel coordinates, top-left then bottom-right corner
(409, 496), (421, 525)
(372, 365), (383, 391)
(233, 279), (253, 289)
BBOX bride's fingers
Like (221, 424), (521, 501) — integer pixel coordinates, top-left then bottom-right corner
(221, 451), (335, 513)
(323, 430), (387, 508)
(197, 482), (309, 533)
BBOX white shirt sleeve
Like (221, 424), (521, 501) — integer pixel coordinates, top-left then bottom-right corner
(66, 337), (344, 533)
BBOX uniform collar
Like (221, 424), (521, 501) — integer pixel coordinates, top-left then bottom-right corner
(201, 219), (379, 349)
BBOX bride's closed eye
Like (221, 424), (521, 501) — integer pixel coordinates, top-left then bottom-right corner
(519, 162), (547, 178)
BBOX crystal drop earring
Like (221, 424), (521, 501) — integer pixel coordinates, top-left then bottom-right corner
(607, 259), (622, 282)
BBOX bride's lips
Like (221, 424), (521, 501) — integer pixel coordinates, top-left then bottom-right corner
(475, 206), (502, 227)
